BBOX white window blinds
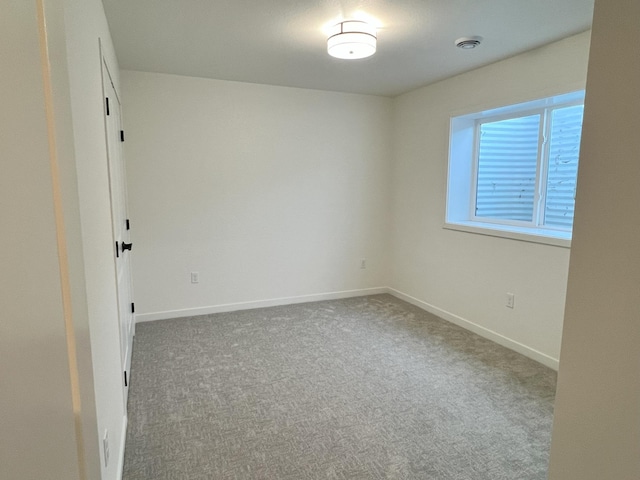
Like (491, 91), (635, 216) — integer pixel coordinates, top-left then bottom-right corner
(544, 105), (584, 229)
(473, 104), (583, 230)
(475, 114), (540, 222)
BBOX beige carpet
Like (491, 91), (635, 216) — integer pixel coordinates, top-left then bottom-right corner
(123, 294), (556, 479)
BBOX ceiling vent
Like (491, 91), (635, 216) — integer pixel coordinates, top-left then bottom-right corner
(455, 36), (483, 49)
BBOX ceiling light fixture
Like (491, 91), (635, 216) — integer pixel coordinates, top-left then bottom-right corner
(327, 20), (377, 60)
(455, 36), (483, 49)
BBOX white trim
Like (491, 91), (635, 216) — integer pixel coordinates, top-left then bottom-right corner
(135, 287), (558, 370)
(135, 287), (388, 322)
(116, 414), (127, 480)
(444, 220), (571, 248)
(387, 288), (559, 370)
(448, 90), (584, 243)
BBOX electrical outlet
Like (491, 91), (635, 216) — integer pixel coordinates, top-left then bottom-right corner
(191, 271), (199, 284)
(360, 259), (366, 269)
(103, 430), (110, 468)
(506, 293), (515, 309)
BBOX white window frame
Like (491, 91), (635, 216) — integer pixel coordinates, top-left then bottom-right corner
(445, 90), (585, 248)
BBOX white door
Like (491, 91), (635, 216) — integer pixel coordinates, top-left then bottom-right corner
(102, 57), (134, 406)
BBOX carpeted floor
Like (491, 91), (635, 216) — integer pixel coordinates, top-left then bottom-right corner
(123, 294), (556, 480)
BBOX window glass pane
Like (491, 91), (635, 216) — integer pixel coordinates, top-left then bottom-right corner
(544, 105), (584, 229)
(476, 114), (540, 222)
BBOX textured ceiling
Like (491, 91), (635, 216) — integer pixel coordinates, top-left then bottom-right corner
(102, 0), (594, 97)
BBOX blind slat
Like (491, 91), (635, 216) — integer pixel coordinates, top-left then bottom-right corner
(475, 114), (540, 221)
(474, 105), (583, 229)
(544, 104), (584, 228)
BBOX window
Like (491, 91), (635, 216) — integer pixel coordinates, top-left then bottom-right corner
(446, 91), (585, 246)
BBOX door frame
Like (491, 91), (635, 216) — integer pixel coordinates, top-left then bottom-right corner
(100, 41), (135, 407)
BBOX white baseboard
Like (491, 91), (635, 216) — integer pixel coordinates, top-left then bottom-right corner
(116, 414), (127, 480)
(387, 288), (559, 371)
(135, 286), (558, 370)
(135, 287), (388, 323)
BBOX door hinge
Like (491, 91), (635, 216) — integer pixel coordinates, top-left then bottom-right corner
(126, 219), (130, 230)
(124, 371), (128, 387)
(120, 130), (125, 142)
(131, 302), (135, 314)
(105, 97), (110, 116)
(115, 241), (119, 258)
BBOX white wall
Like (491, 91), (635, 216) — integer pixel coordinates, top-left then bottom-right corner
(122, 34), (591, 366)
(63, 0), (128, 478)
(1, 1), (97, 478)
(122, 71), (392, 319)
(3, 1), (623, 478)
(390, 32), (591, 368)
(548, 0), (640, 477)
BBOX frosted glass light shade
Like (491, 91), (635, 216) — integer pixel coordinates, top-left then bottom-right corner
(327, 21), (376, 60)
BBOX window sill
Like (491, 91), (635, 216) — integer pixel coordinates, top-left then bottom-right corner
(443, 221), (571, 248)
